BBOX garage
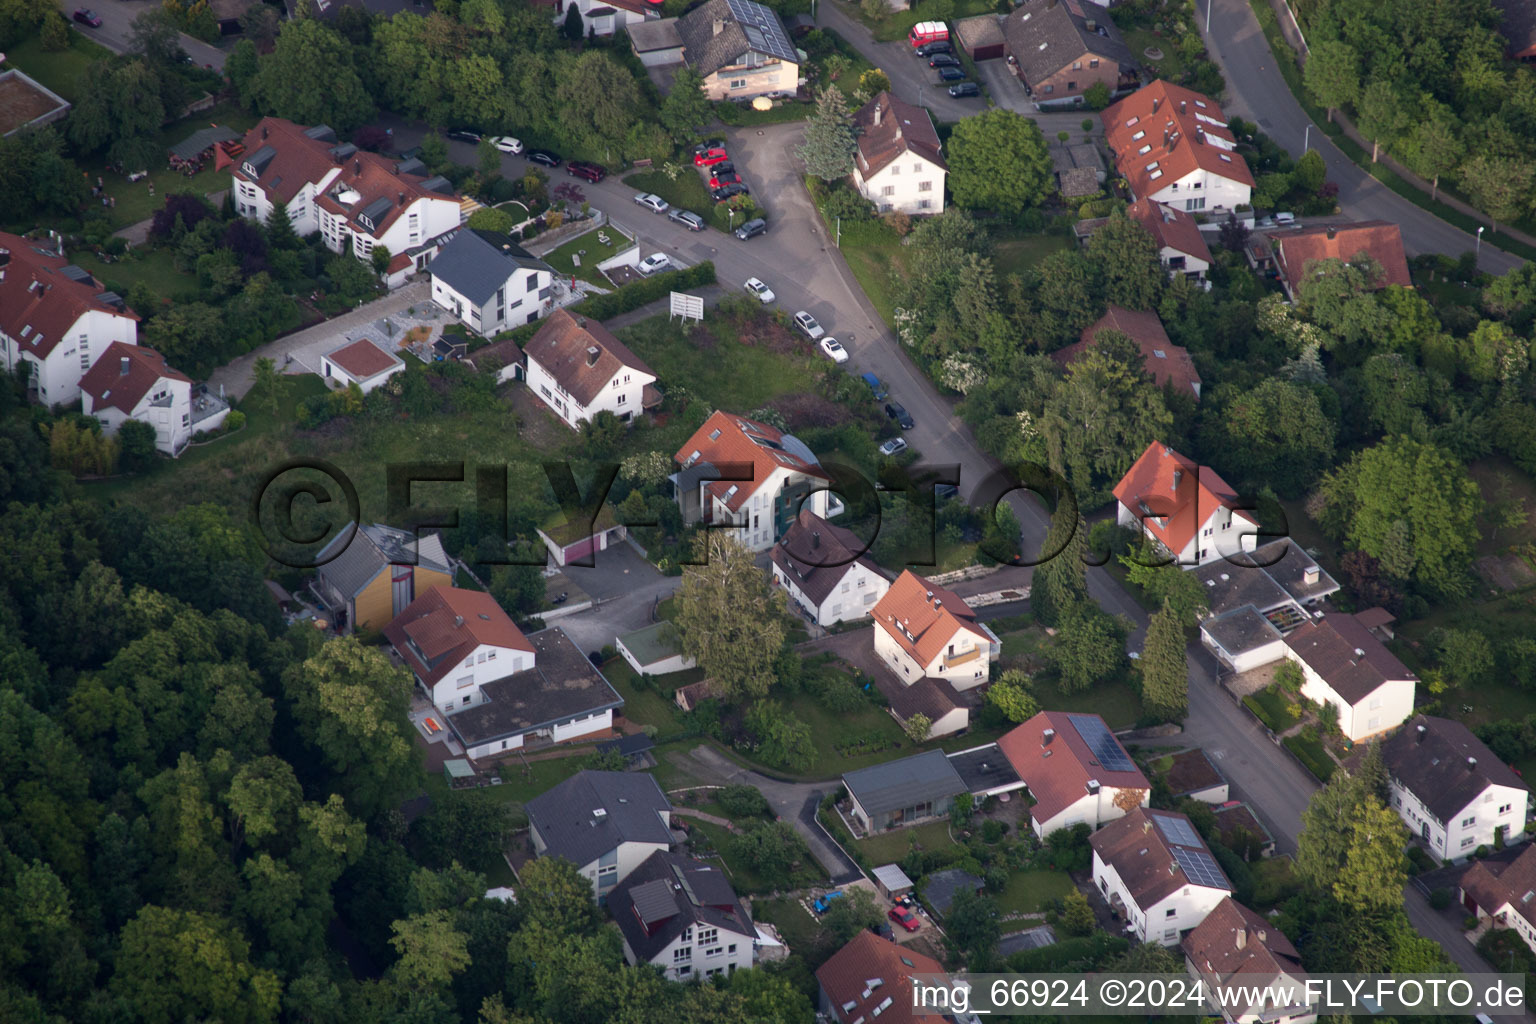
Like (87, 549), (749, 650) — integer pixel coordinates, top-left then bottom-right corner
(954, 14), (1006, 61)
(628, 18), (685, 67)
(536, 506), (628, 568)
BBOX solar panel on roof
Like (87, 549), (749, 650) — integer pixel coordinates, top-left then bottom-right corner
(724, 0), (796, 62)
(1152, 813), (1202, 848)
(1067, 714), (1134, 772)
(1171, 846), (1229, 890)
(630, 878), (680, 924)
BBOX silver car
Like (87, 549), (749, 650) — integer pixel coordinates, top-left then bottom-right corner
(668, 208), (705, 231)
(793, 311), (824, 340)
(633, 192), (669, 214)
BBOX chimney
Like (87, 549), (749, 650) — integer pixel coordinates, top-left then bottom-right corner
(712, 17), (726, 34)
(593, 807), (607, 820)
(1353, 648), (1365, 658)
(454, 615), (464, 627)
(1468, 757), (1478, 772)
(261, 125), (268, 139)
(1180, 100), (1187, 114)
(1303, 565), (1320, 585)
(1326, 227), (1337, 241)
(1153, 96), (1161, 113)
(1163, 128), (1170, 147)
(1142, 819), (1153, 833)
(354, 159), (362, 176)
(1042, 728), (1056, 746)
(576, 316), (587, 328)
(1235, 928), (1247, 950)
(120, 356), (130, 375)
(1416, 724), (1427, 744)
(398, 191), (406, 206)
(1085, 18), (1096, 30)
(874, 103), (883, 127)
(1086, 779), (1101, 795)
(812, 531), (820, 548)
(586, 346), (600, 366)
(1172, 468), (1183, 491)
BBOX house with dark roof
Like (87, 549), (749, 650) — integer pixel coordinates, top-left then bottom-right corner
(429, 228), (555, 335)
(1113, 441), (1259, 568)
(677, 0), (800, 101)
(1192, 539), (1339, 673)
(1282, 612), (1415, 742)
(383, 585), (537, 712)
(770, 509), (890, 626)
(1163, 748), (1228, 804)
(850, 92), (947, 216)
(609, 850), (755, 979)
(312, 522), (454, 632)
(1268, 221), (1412, 302)
(1091, 807), (1233, 945)
(921, 868), (984, 919)
(0, 232), (140, 409)
(1127, 197), (1213, 280)
(842, 749), (968, 833)
(470, 336), (526, 385)
(671, 410), (844, 552)
(815, 930), (948, 1024)
(1494, 0), (1536, 59)
(1052, 305), (1201, 399)
(80, 342), (224, 455)
(1381, 715), (1529, 861)
(1459, 844), (1536, 955)
(1103, 81), (1254, 215)
(1003, 0), (1136, 109)
(998, 710), (1150, 837)
(1182, 898), (1315, 1024)
(526, 770), (673, 899)
(525, 309), (659, 429)
(321, 337), (404, 395)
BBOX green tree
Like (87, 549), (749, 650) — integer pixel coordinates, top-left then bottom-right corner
(1049, 606), (1125, 693)
(518, 856), (601, 935)
(1303, 39), (1361, 122)
(660, 66), (713, 141)
(859, 68), (892, 95)
(251, 356), (284, 418)
(729, 968), (816, 1024)
(822, 886), (883, 943)
(1059, 887), (1095, 936)
(729, 821), (804, 885)
(1108, 942), (1185, 972)
(68, 59), (166, 171)
(1460, 153), (1536, 231)
(489, 563), (545, 619)
(674, 532), (786, 702)
(224, 755), (302, 851)
(985, 668), (1040, 723)
(1119, 559), (1209, 626)
(1208, 378), (1336, 497)
(947, 889), (1001, 965)
(419, 132), (448, 172)
(1083, 81), (1112, 110)
(1402, 100), (1463, 201)
(563, 3), (583, 40)
(39, 7), (66, 49)
(797, 85), (857, 181)
(1085, 207), (1162, 310)
(389, 910), (471, 990)
(1293, 149), (1327, 194)
(746, 700), (816, 771)
(1355, 78), (1410, 162)
(555, 51), (643, 155)
(1030, 512), (1088, 628)
(1333, 799), (1408, 914)
(903, 712), (932, 743)
(1139, 599), (1188, 721)
(251, 19), (375, 131)
(947, 109), (1054, 215)
(116, 419), (159, 473)
(112, 906), (278, 1024)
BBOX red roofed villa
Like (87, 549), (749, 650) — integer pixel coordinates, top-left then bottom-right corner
(816, 930), (947, 1024)
(1113, 441), (1257, 568)
(1103, 80), (1254, 216)
(1270, 220), (1412, 302)
(80, 342), (228, 455)
(1127, 197), (1213, 280)
(999, 710), (1150, 837)
(1053, 305), (1201, 399)
(871, 570), (999, 691)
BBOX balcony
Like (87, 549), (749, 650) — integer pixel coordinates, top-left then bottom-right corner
(942, 647), (980, 669)
(188, 384), (229, 428)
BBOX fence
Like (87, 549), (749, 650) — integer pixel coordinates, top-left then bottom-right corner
(524, 210), (610, 257)
(927, 563), (1003, 586)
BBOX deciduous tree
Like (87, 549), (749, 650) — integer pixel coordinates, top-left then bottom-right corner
(1303, 39), (1361, 122)
(1085, 208), (1162, 310)
(674, 532), (786, 702)
(947, 109), (1054, 216)
(985, 668), (1039, 723)
(251, 19), (375, 131)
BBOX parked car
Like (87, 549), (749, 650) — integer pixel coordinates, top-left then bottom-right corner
(885, 402), (914, 429)
(567, 161), (607, 183)
(879, 437), (909, 457)
(72, 7), (102, 25)
(935, 483), (960, 502)
(888, 906), (921, 932)
(812, 892), (844, 915)
(694, 147), (730, 167)
(744, 277), (775, 303)
(668, 208), (706, 231)
(861, 372), (888, 399)
(709, 183), (750, 202)
(710, 161), (737, 176)
(870, 921), (895, 940)
(949, 81), (980, 98)
(929, 53), (960, 67)
(820, 337), (849, 363)
(936, 67), (967, 82)
(914, 40), (952, 57)
(734, 217), (767, 240)
(490, 136), (523, 154)
(908, 20), (948, 48)
(692, 138), (727, 155)
(637, 253), (672, 275)
(793, 311), (825, 340)
(633, 193), (670, 214)
(1273, 211), (1296, 225)
(445, 129), (482, 143)
(526, 149), (561, 168)
(709, 170), (742, 189)
(399, 146), (423, 161)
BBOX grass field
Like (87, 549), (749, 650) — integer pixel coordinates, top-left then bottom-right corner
(858, 0), (998, 42)
(73, 248), (203, 304)
(618, 313), (822, 414)
(995, 868), (1076, 915)
(856, 820), (955, 865)
(1, 30), (113, 103)
(622, 170), (739, 234)
(540, 224), (628, 286)
(1029, 673), (1147, 730)
(785, 691), (911, 779)
(990, 230), (1073, 279)
(752, 896), (825, 951)
(1244, 685), (1300, 734)
(999, 625), (1049, 661)
(689, 818), (824, 893)
(832, 217), (904, 327)
(600, 657), (697, 731)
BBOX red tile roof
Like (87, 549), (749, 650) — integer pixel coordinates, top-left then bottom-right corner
(1091, 807), (1231, 907)
(1271, 221), (1412, 298)
(1111, 441), (1254, 557)
(1052, 305), (1201, 398)
(674, 410), (829, 512)
(79, 342), (190, 414)
(998, 711), (1149, 829)
(1126, 197), (1213, 266)
(815, 931), (947, 1024)
(1183, 897), (1304, 984)
(871, 570), (990, 669)
(1461, 845), (1536, 931)
(526, 308), (656, 409)
(853, 91), (947, 179)
(383, 586), (535, 688)
(326, 337), (400, 380)
(0, 232), (138, 360)
(1102, 81), (1255, 200)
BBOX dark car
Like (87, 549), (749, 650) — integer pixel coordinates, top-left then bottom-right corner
(711, 160), (736, 176)
(914, 40), (951, 57)
(567, 160), (607, 183)
(734, 217), (767, 240)
(693, 138), (727, 154)
(929, 53), (960, 67)
(710, 182), (750, 202)
(445, 129), (482, 143)
(885, 402), (914, 429)
(937, 66), (967, 82)
(73, 7), (102, 25)
(399, 146), (423, 161)
(526, 149), (561, 168)
(948, 81), (980, 97)
(709, 170), (742, 189)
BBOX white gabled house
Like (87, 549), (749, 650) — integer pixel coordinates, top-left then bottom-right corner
(997, 711), (1151, 839)
(1092, 808), (1234, 946)
(608, 850), (756, 980)
(428, 228), (555, 334)
(524, 309), (660, 428)
(544, 0), (657, 37)
(1112, 441), (1258, 569)
(382, 585), (537, 713)
(1103, 81), (1254, 216)
(79, 342), (227, 455)
(850, 91), (948, 216)
(770, 508), (889, 627)
(1460, 844), (1536, 956)
(1126, 197), (1213, 281)
(1183, 898), (1316, 1024)
(871, 570), (999, 689)
(1282, 612), (1416, 743)
(524, 770), (674, 901)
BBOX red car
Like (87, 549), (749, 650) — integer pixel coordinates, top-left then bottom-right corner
(888, 906), (921, 932)
(73, 7), (102, 26)
(709, 170), (742, 189)
(694, 147), (729, 167)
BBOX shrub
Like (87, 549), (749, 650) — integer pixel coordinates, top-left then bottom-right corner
(1429, 888), (1452, 910)
(717, 784), (771, 820)
(223, 410), (246, 432)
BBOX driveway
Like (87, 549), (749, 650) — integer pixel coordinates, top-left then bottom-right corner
(58, 0), (227, 70)
(549, 545), (680, 654)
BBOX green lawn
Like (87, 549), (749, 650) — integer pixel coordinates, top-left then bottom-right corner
(689, 818), (824, 893)
(1030, 674), (1146, 730)
(832, 217), (904, 327)
(999, 626), (1049, 661)
(618, 314), (821, 415)
(1282, 727), (1335, 782)
(1117, 27), (1185, 79)
(1244, 685), (1300, 734)
(990, 230), (1073, 279)
(541, 224), (628, 287)
(72, 248), (202, 305)
(856, 820), (955, 865)
(1, 29), (113, 103)
(995, 869), (1076, 915)
(752, 896), (825, 951)
(784, 690), (912, 779)
(622, 170), (740, 234)
(600, 657), (696, 731)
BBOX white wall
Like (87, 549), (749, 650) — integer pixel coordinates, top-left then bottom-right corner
(1202, 631), (1286, 674)
(85, 375), (192, 455)
(552, 0), (646, 36)
(1032, 787), (1148, 839)
(1159, 244), (1210, 279)
(1093, 850), (1228, 945)
(874, 618), (995, 688)
(1185, 961), (1317, 1024)
(5, 308), (140, 409)
(1392, 779), (1528, 860)
(1287, 653), (1413, 742)
(431, 642), (532, 712)
(1147, 168), (1251, 215)
(235, 176), (331, 237)
(628, 920), (755, 980)
(358, 196), (463, 262)
(322, 356), (404, 396)
(433, 267), (553, 336)
(526, 356), (654, 429)
(706, 467), (832, 552)
(1117, 501), (1255, 569)
(773, 559), (890, 627)
(701, 58), (799, 102)
(855, 153), (947, 216)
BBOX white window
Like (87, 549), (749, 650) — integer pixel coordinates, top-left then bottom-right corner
(891, 165), (900, 176)
(1132, 130), (1146, 141)
(477, 652), (487, 664)
(456, 676), (474, 690)
(1463, 816), (1477, 828)
(1090, 58), (1099, 68)
(1501, 804), (1514, 815)
(1072, 61), (1082, 70)
(1368, 695), (1382, 710)
(1185, 197), (1205, 211)
(698, 928), (718, 945)
(730, 79), (747, 90)
(1043, 85), (1054, 94)
(1462, 837), (1477, 848)
(882, 186), (895, 196)
(674, 947), (691, 962)
(917, 199), (931, 209)
(919, 181), (933, 191)
(912, 163), (921, 173)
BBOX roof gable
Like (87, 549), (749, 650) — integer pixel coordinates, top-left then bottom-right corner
(428, 228), (554, 306)
(0, 232), (139, 360)
(1282, 612), (1416, 704)
(526, 308), (656, 408)
(842, 749), (967, 816)
(674, 410), (829, 511)
(1102, 81), (1255, 199)
(771, 508), (882, 606)
(677, 0), (798, 78)
(854, 91), (947, 179)
(1091, 807), (1232, 907)
(998, 710), (1149, 825)
(79, 342), (189, 413)
(1112, 441), (1253, 555)
(382, 586), (535, 687)
(1004, 0), (1134, 85)
(1182, 897), (1304, 984)
(609, 851), (753, 964)
(1126, 197), (1213, 265)
(1380, 714), (1526, 822)
(1272, 221), (1412, 298)
(871, 570), (989, 667)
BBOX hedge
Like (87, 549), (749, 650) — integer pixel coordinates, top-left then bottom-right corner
(494, 261), (717, 346)
(1006, 933), (1128, 972)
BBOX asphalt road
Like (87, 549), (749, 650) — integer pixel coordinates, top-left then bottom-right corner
(58, 0), (227, 70)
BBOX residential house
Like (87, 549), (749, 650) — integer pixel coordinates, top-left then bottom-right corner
(1182, 898), (1316, 1024)
(312, 522), (454, 632)
(676, 0), (800, 102)
(1493, 0), (1536, 59)
(1051, 305), (1202, 399)
(428, 228), (555, 334)
(671, 410), (844, 552)
(615, 621), (696, 676)
(609, 850), (755, 980)
(1380, 715), (1530, 860)
(542, 0), (658, 37)
(871, 570), (999, 690)
(524, 309), (660, 428)
(1164, 749), (1229, 805)
(1091, 807), (1233, 945)
(383, 585), (537, 713)
(1127, 197), (1213, 280)
(231, 118), (462, 281)
(998, 710), (1151, 838)
(842, 749), (969, 833)
(1213, 803), (1275, 859)
(1459, 844), (1536, 955)
(0, 232), (139, 408)
(321, 337), (405, 395)
(1112, 441), (1259, 568)
(1268, 221), (1412, 302)
(1192, 539), (1339, 673)
(770, 508), (890, 627)
(1003, 0), (1136, 109)
(1282, 612), (1416, 743)
(1103, 81), (1254, 214)
(850, 92), (947, 216)
(525, 770), (673, 900)
(79, 342), (216, 456)
(945, 742), (1027, 800)
(816, 930), (948, 1024)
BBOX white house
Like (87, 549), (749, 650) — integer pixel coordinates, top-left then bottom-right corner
(544, 0), (656, 37)
(1126, 197), (1213, 281)
(79, 342), (224, 456)
(998, 711), (1151, 838)
(1282, 612), (1416, 743)
(871, 570), (1000, 689)
(671, 410), (845, 553)
(524, 770), (674, 901)
(615, 622), (696, 677)
(1112, 441), (1259, 569)
(524, 309), (659, 428)
(383, 585), (537, 713)
(1183, 898), (1316, 1024)
(0, 232), (140, 409)
(1103, 81), (1254, 215)
(608, 850), (756, 980)
(1460, 844), (1536, 956)
(428, 228), (555, 334)
(232, 118), (463, 280)
(1381, 715), (1530, 860)
(770, 509), (890, 627)
(321, 337), (405, 395)
(850, 91), (947, 216)
(1091, 808), (1233, 946)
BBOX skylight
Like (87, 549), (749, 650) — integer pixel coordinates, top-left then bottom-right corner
(1038, 42), (1048, 49)
(1132, 130), (1145, 141)
(708, 429), (721, 440)
(1149, 169), (1164, 179)
(1219, 153), (1232, 162)
(1126, 116), (1140, 127)
(1146, 161), (1160, 170)
(1153, 349), (1167, 358)
(1195, 100), (1207, 108)
(1138, 144), (1152, 155)
(723, 485), (739, 501)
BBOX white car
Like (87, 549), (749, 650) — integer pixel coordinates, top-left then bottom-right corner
(633, 193), (669, 214)
(793, 311), (825, 340)
(490, 136), (523, 154)
(819, 337), (849, 363)
(638, 253), (672, 275)
(879, 437), (908, 457)
(745, 277), (775, 303)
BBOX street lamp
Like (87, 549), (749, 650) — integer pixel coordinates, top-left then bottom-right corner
(1477, 225), (1485, 257)
(1303, 123), (1311, 153)
(1205, 0), (1213, 33)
